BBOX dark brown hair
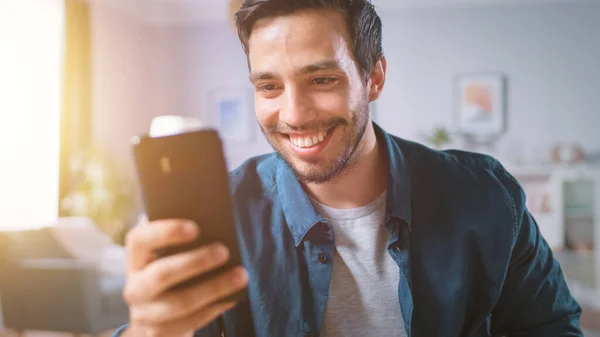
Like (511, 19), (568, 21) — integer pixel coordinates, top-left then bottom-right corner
(234, 0), (383, 81)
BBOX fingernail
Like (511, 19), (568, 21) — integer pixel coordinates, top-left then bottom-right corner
(232, 267), (247, 286)
(212, 243), (228, 260)
(183, 221), (198, 236)
(224, 301), (238, 311)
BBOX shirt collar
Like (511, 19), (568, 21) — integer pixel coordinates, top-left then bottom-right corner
(276, 122), (412, 247)
(377, 123), (412, 228)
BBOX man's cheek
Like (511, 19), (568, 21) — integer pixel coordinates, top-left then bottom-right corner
(311, 92), (352, 118)
(255, 100), (280, 124)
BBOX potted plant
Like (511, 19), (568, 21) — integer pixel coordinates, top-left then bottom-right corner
(60, 146), (136, 244)
(423, 127), (452, 150)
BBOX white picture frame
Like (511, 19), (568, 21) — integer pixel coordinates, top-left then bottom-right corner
(455, 73), (507, 138)
(211, 87), (254, 142)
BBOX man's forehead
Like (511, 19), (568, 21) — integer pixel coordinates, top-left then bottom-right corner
(247, 17), (354, 77)
(250, 18), (345, 48)
(248, 44), (356, 81)
(251, 8), (348, 35)
(248, 9), (351, 53)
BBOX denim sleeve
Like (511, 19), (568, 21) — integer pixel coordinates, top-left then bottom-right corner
(109, 323), (221, 337)
(111, 324), (128, 337)
(491, 170), (584, 336)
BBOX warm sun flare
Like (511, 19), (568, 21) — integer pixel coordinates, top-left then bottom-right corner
(0, 0), (64, 231)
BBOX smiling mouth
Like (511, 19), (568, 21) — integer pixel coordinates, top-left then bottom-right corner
(287, 129), (331, 148)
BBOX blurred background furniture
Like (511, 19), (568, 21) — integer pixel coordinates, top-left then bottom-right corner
(0, 220), (129, 337)
(508, 165), (600, 314)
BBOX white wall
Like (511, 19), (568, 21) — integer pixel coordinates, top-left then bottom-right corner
(148, 25), (274, 170)
(91, 1), (600, 171)
(91, 6), (273, 171)
(91, 4), (156, 168)
(377, 2), (600, 162)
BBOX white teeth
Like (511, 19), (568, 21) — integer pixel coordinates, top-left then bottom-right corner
(289, 130), (329, 148)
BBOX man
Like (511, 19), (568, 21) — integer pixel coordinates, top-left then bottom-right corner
(114, 0), (583, 336)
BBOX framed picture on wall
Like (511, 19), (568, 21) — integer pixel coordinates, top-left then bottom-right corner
(210, 87), (254, 142)
(454, 73), (507, 138)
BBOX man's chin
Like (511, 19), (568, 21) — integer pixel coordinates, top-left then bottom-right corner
(271, 139), (344, 183)
(285, 158), (342, 184)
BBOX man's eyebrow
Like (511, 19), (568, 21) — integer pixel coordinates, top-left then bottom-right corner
(298, 60), (342, 74)
(249, 72), (276, 83)
(249, 60), (342, 83)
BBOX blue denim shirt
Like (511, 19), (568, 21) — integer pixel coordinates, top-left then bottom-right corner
(114, 123), (582, 337)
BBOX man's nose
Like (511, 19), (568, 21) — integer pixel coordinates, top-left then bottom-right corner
(279, 87), (317, 128)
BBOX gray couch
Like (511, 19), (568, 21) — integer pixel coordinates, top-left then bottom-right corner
(0, 228), (129, 336)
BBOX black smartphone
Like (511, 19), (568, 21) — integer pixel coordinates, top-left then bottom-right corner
(131, 128), (247, 303)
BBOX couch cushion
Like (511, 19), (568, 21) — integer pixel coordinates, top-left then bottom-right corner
(0, 228), (73, 261)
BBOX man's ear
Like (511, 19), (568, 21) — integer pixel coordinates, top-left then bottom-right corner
(368, 55), (387, 102)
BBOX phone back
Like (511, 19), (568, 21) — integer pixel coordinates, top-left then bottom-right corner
(132, 129), (245, 297)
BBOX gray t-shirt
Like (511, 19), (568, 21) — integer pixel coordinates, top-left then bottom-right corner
(311, 191), (407, 337)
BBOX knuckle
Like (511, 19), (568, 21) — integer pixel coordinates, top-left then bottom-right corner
(122, 284), (137, 304)
(191, 250), (210, 268)
(145, 328), (163, 337)
(124, 230), (138, 248)
(153, 265), (175, 285)
(132, 308), (164, 328)
(215, 274), (234, 296)
(194, 244), (227, 269)
(175, 291), (195, 309)
(129, 307), (146, 325)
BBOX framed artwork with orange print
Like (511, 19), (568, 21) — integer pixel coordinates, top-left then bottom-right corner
(455, 73), (507, 138)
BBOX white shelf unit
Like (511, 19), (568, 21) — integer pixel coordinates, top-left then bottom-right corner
(507, 165), (563, 250)
(508, 165), (600, 305)
(506, 165), (600, 250)
(553, 167), (600, 251)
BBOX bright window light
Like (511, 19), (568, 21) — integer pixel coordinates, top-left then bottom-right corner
(0, 0), (64, 231)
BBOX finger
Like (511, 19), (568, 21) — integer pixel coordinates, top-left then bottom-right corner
(136, 301), (237, 337)
(126, 219), (200, 272)
(128, 242), (231, 301)
(132, 266), (248, 325)
(188, 301), (238, 332)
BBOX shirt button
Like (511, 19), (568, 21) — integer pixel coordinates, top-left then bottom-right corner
(317, 253), (328, 263)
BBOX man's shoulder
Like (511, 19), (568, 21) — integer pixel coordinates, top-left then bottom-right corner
(392, 135), (503, 173)
(391, 135), (527, 242)
(391, 135), (525, 207)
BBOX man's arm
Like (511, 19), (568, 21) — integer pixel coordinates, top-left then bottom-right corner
(491, 170), (583, 336)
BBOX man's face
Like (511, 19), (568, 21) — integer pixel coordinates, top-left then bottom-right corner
(248, 9), (372, 184)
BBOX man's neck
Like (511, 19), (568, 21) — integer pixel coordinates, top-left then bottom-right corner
(304, 122), (388, 209)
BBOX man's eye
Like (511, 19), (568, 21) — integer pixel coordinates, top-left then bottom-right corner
(313, 77), (337, 85)
(258, 84), (278, 91)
